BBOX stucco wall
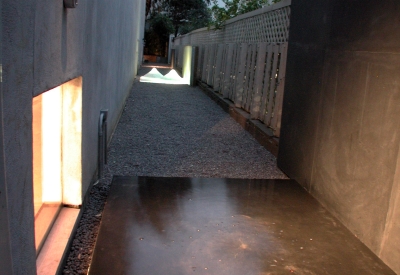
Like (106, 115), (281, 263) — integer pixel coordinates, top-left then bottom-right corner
(33, 0), (145, 200)
(279, 0), (400, 273)
(2, 0), (37, 272)
(0, 1), (13, 272)
(2, 0), (145, 272)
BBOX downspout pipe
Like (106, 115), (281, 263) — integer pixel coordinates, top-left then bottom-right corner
(98, 109), (108, 179)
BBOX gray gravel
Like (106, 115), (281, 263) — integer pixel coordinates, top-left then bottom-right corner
(63, 67), (287, 274)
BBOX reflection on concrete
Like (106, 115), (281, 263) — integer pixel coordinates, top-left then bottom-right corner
(134, 177), (192, 233)
(89, 177), (396, 275)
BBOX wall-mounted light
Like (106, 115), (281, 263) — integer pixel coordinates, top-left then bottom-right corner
(64, 0), (78, 8)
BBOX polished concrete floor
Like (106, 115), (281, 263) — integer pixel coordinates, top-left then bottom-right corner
(89, 176), (395, 275)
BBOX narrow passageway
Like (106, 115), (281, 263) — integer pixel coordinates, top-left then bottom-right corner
(87, 77), (396, 274)
(108, 66), (287, 179)
(63, 66), (287, 274)
(64, 66), (396, 275)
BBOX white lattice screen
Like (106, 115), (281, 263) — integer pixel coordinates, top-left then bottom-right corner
(173, 0), (291, 136)
(174, 0), (290, 46)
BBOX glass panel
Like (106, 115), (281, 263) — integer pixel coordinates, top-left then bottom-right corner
(32, 88), (63, 253)
(32, 77), (83, 253)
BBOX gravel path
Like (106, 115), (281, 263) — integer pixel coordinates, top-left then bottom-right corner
(63, 67), (287, 274)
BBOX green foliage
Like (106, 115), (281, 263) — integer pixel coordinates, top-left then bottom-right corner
(144, 0), (210, 55)
(151, 13), (175, 40)
(209, 0), (281, 29)
(144, 14), (174, 56)
(163, 0), (211, 36)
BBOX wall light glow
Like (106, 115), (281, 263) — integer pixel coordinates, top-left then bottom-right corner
(182, 46), (192, 85)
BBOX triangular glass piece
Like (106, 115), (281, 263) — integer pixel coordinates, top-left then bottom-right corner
(140, 68), (166, 83)
(163, 69), (186, 84)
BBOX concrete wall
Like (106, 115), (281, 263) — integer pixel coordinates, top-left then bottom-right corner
(0, 97), (13, 273)
(2, 0), (145, 272)
(2, 0), (37, 272)
(279, 0), (400, 273)
(0, 8), (14, 269)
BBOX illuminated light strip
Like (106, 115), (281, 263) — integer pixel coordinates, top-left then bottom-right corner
(140, 68), (188, 85)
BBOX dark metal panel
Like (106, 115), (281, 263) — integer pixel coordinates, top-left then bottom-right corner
(278, 0), (400, 272)
(277, 0), (333, 188)
(329, 0), (400, 53)
(312, 51), (400, 253)
(89, 176), (396, 275)
(0, 3), (14, 268)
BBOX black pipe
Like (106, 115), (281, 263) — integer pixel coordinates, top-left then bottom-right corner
(98, 109), (108, 179)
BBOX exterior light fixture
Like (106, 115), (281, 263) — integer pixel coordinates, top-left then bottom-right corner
(64, 0), (78, 8)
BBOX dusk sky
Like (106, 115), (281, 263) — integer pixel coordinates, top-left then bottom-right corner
(217, 0), (225, 6)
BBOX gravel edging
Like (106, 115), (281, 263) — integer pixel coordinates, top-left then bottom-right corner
(62, 68), (287, 274)
(62, 171), (112, 274)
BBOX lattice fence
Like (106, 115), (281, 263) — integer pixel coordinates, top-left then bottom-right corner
(174, 0), (291, 46)
(173, 0), (291, 136)
(194, 43), (288, 136)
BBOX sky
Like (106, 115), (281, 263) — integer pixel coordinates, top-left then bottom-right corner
(213, 0), (274, 8)
(216, 0), (225, 7)
(208, 0), (225, 7)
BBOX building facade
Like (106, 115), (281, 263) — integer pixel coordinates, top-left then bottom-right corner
(1, 0), (145, 272)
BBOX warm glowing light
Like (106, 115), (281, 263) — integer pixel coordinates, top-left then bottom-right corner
(41, 86), (63, 203)
(140, 68), (188, 85)
(61, 77), (83, 206)
(33, 77), (83, 207)
(33, 77), (83, 251)
(239, 238), (249, 250)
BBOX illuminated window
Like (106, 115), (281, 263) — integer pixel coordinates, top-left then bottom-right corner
(32, 77), (82, 253)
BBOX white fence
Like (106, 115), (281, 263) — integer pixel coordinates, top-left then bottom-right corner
(173, 0), (291, 137)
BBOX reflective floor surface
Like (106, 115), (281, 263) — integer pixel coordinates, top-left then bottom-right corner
(89, 176), (395, 275)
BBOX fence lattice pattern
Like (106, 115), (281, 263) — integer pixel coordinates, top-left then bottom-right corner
(173, 0), (291, 136)
(174, 0), (291, 46)
(223, 7), (290, 43)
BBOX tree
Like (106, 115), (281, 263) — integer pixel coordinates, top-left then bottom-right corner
(163, 0), (211, 36)
(146, 0), (163, 18)
(144, 0), (210, 57)
(209, 0), (281, 29)
(146, 0), (152, 17)
(144, 14), (174, 56)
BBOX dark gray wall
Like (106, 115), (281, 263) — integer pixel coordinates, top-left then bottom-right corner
(0, 0), (14, 269)
(2, 0), (144, 272)
(278, 0), (333, 190)
(2, 0), (37, 272)
(33, 0), (145, 198)
(0, 96), (13, 273)
(279, 0), (400, 273)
